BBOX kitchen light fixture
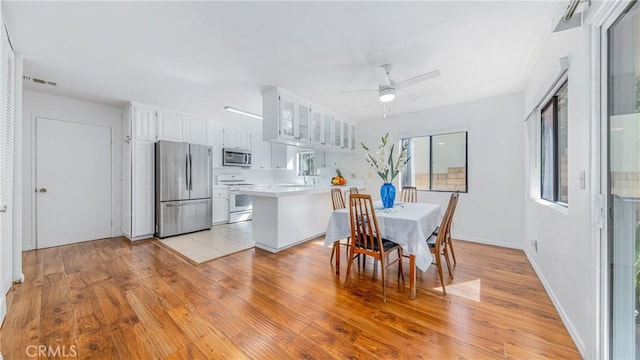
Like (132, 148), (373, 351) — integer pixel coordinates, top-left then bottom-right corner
(224, 106), (262, 120)
(379, 87), (396, 103)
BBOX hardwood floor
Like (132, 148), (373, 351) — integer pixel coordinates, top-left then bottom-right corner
(1, 236), (580, 359)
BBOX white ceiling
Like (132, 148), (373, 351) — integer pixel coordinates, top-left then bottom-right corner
(3, 1), (560, 123)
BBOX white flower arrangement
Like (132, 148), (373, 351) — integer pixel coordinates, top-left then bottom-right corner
(361, 133), (409, 183)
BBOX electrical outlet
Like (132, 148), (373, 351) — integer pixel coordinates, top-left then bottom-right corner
(531, 240), (538, 252)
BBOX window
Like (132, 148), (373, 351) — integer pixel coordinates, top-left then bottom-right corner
(297, 151), (318, 176)
(401, 132), (467, 192)
(540, 81), (568, 205)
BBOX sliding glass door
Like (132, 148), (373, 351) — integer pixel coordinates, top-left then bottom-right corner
(608, 2), (640, 358)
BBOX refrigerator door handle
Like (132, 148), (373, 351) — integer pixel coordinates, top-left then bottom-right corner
(189, 153), (193, 191)
(185, 152), (190, 192)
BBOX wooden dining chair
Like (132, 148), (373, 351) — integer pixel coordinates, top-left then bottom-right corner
(330, 189), (346, 268)
(430, 192), (460, 268)
(400, 186), (418, 203)
(444, 192), (460, 265)
(344, 194), (404, 302)
(349, 187), (359, 195)
(426, 194), (456, 295)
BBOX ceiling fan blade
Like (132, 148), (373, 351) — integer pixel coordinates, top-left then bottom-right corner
(340, 89), (378, 94)
(376, 64), (393, 87)
(394, 70), (441, 89)
(397, 88), (420, 101)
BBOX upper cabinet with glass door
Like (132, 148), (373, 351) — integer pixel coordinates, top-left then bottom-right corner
(262, 87), (355, 153)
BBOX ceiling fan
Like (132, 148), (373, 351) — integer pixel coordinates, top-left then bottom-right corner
(341, 64), (441, 103)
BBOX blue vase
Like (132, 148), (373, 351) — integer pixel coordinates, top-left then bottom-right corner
(380, 182), (396, 209)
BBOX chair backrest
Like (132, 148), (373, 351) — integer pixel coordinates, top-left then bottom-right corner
(348, 194), (384, 255)
(435, 193), (457, 252)
(331, 188), (345, 210)
(349, 187), (359, 195)
(400, 186), (418, 203)
(446, 192), (460, 234)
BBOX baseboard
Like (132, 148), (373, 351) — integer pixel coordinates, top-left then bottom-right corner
(125, 234), (154, 242)
(0, 294), (6, 330)
(524, 249), (587, 358)
(13, 273), (25, 284)
(452, 234), (524, 250)
(255, 234), (323, 253)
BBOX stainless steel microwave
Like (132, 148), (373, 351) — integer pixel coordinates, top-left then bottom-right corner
(223, 148), (252, 167)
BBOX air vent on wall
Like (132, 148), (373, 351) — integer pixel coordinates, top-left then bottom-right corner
(22, 75), (57, 87)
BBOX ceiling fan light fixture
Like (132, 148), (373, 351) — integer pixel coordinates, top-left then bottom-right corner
(379, 88), (395, 102)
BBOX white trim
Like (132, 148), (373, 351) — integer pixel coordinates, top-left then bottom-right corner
(525, 59), (570, 118)
(452, 235), (523, 250)
(532, 198), (569, 215)
(12, 53), (22, 283)
(525, 249), (587, 357)
(0, 294), (5, 332)
(588, 1), (636, 358)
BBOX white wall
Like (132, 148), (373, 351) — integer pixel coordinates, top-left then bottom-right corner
(347, 93), (525, 249)
(521, 4), (606, 357)
(21, 90), (123, 250)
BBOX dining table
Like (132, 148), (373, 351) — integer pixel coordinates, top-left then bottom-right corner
(324, 201), (441, 299)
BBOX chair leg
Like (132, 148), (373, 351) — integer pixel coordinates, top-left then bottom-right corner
(344, 248), (355, 288)
(435, 256), (446, 295)
(397, 249), (404, 285)
(330, 241), (337, 263)
(447, 234), (457, 265)
(380, 258), (387, 303)
(443, 247), (454, 279)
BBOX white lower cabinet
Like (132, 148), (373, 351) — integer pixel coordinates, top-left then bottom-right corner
(212, 187), (229, 224)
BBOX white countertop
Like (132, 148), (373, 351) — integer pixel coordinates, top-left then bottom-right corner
(240, 185), (357, 198)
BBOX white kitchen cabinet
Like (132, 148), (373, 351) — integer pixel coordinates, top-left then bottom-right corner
(132, 105), (157, 141)
(322, 112), (333, 146)
(271, 143), (292, 170)
(184, 116), (209, 145)
(157, 111), (211, 145)
(223, 128), (251, 150)
(262, 87), (310, 145)
(131, 141), (155, 237)
(278, 92), (296, 141)
(333, 117), (343, 149)
(156, 110), (184, 142)
(342, 121), (349, 150)
(262, 87), (356, 153)
(296, 101), (311, 142)
(208, 123), (223, 168)
(212, 186), (229, 224)
(123, 103), (156, 240)
(310, 108), (323, 145)
(251, 132), (272, 170)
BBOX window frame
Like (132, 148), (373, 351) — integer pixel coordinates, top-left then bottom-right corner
(539, 80), (568, 206)
(401, 131), (468, 193)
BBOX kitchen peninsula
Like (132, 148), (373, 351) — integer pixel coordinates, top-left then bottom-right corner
(240, 186), (354, 252)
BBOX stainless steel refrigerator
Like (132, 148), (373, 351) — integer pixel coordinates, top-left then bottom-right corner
(155, 141), (212, 238)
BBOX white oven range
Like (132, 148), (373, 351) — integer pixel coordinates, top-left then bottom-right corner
(217, 175), (254, 223)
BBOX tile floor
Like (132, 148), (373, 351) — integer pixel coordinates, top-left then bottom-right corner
(157, 221), (254, 264)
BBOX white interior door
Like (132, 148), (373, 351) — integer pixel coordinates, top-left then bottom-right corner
(36, 118), (111, 248)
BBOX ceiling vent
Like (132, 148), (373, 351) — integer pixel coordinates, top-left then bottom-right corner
(23, 75), (57, 87)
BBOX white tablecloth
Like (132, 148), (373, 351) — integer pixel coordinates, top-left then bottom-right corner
(324, 202), (441, 271)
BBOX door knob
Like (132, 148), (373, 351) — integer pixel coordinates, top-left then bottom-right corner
(39, 188), (47, 193)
